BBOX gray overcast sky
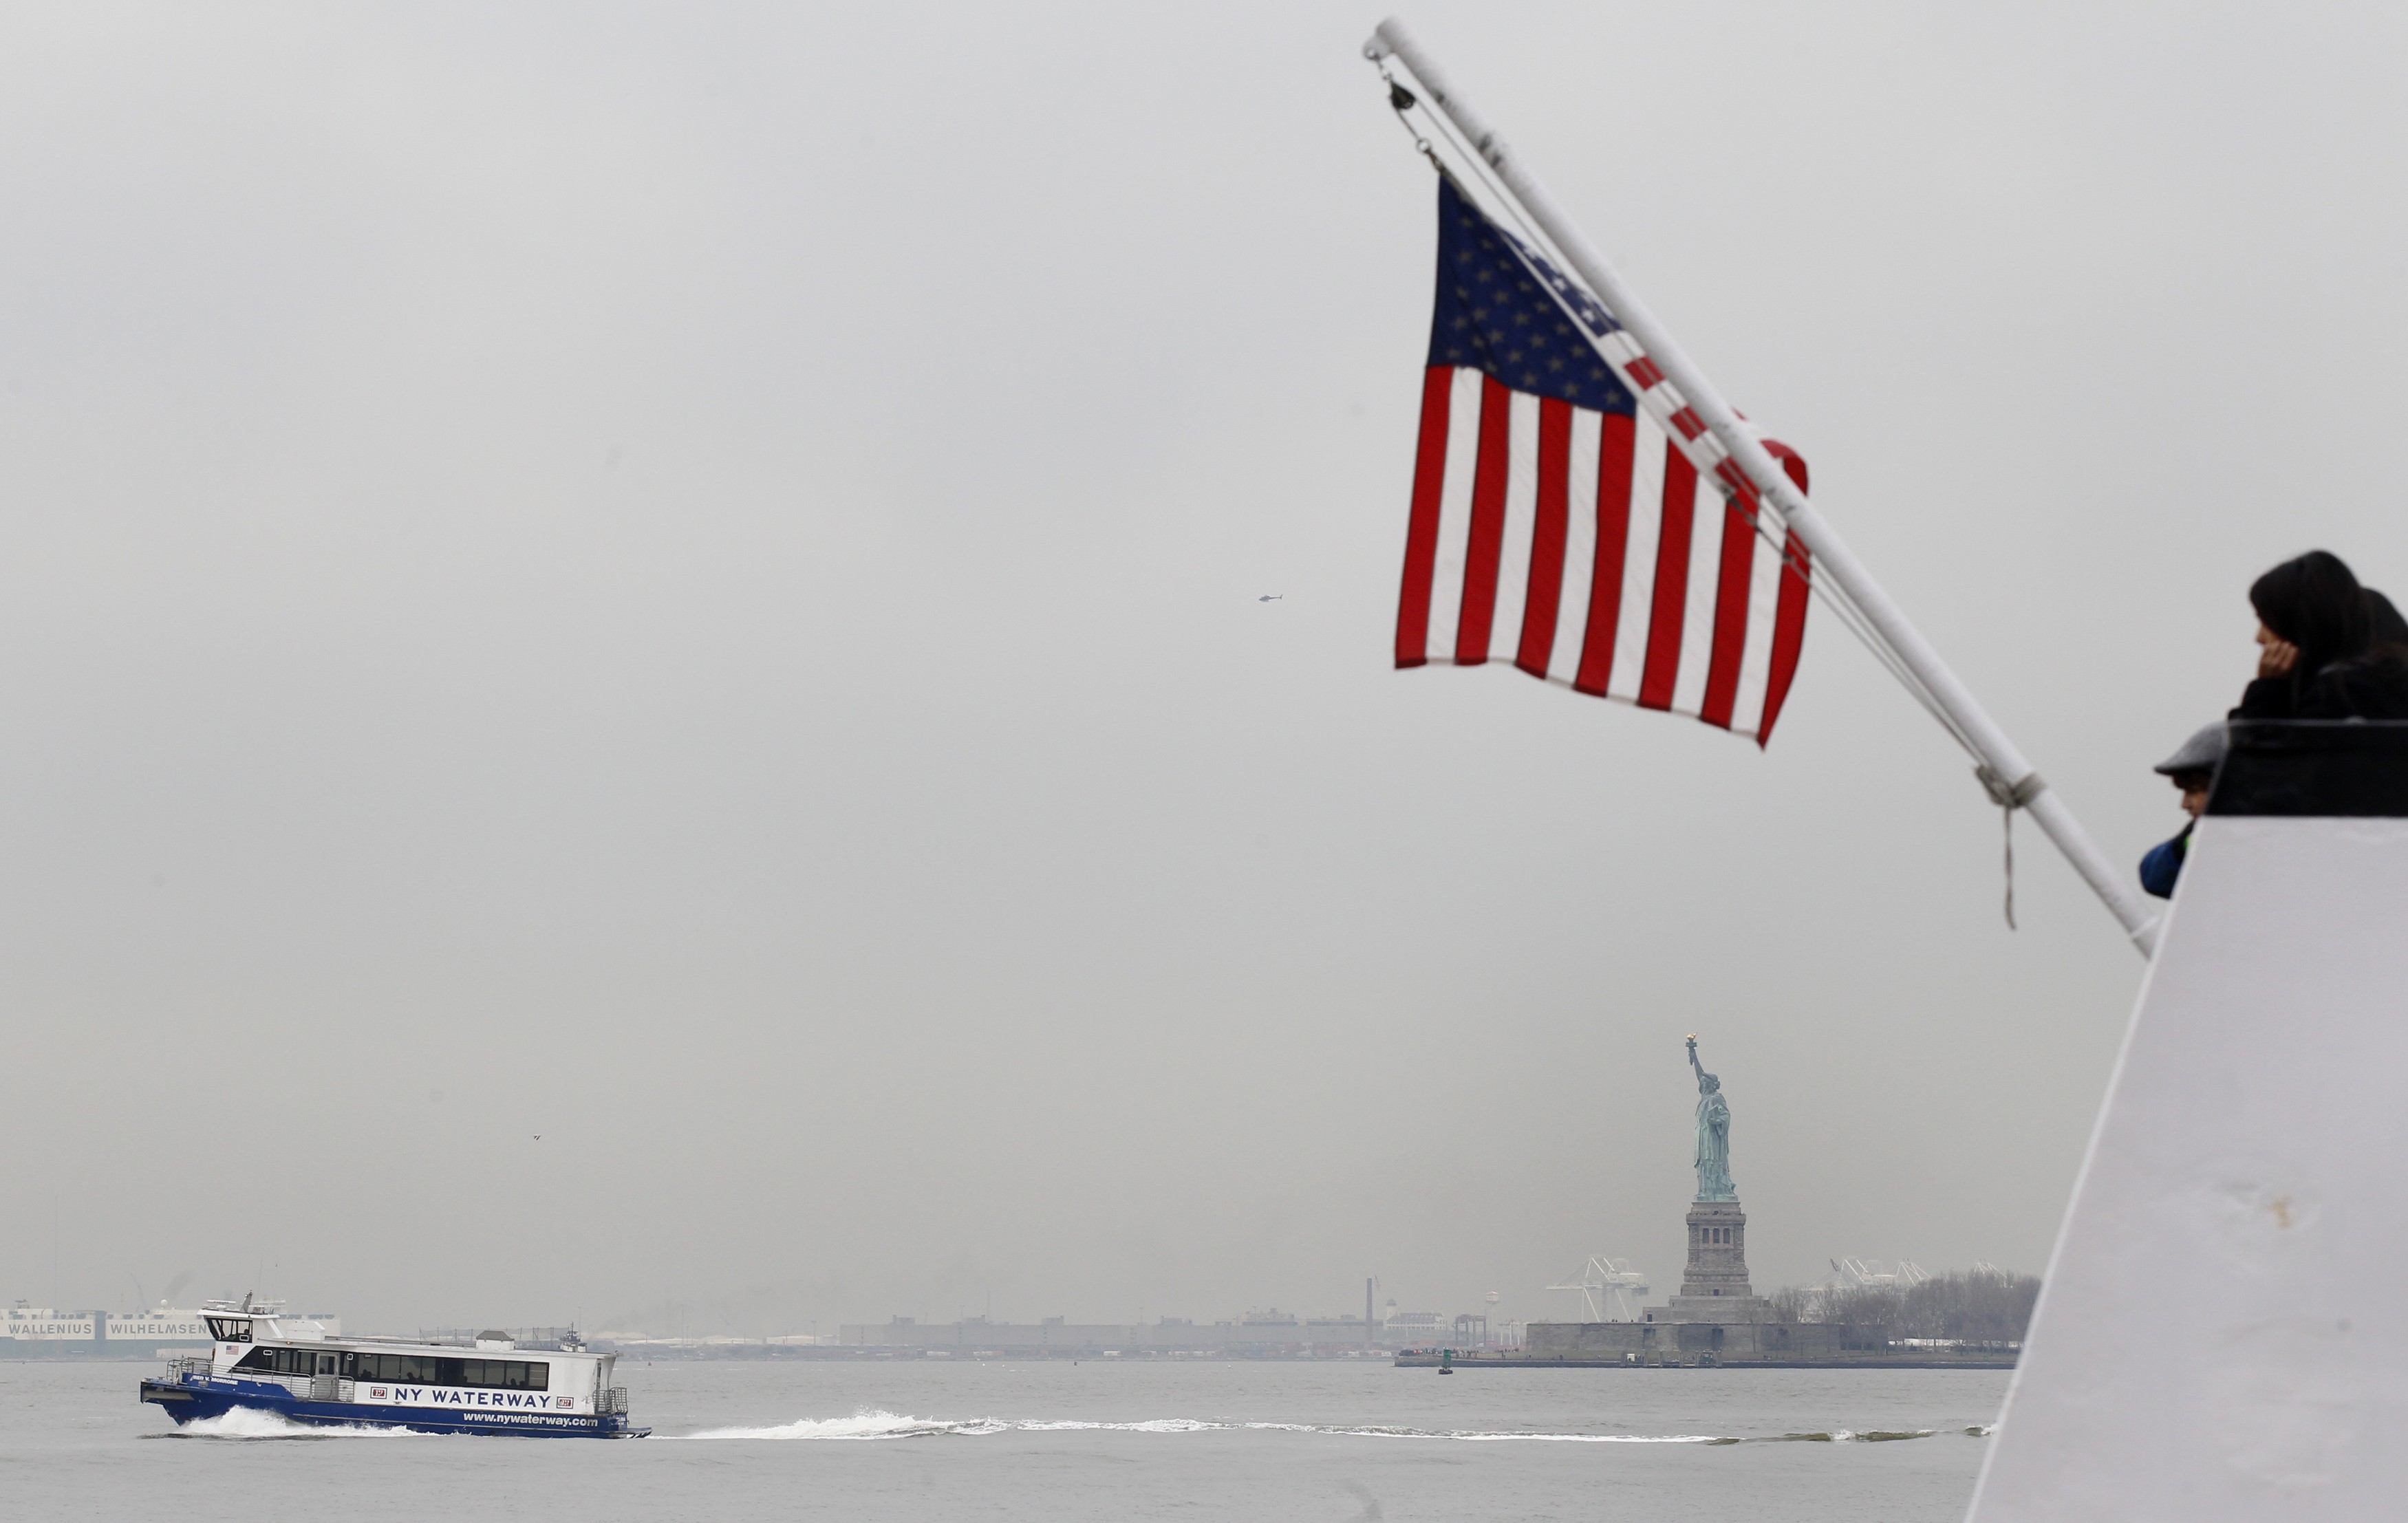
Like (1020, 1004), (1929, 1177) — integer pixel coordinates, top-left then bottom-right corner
(3, 1), (2402, 1335)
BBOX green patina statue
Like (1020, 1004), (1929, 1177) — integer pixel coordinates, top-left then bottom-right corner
(1687, 1035), (1737, 1202)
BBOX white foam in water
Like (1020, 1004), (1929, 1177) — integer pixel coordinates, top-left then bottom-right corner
(1015, 1419), (1228, 1434)
(175, 1407), (422, 1440)
(677, 1409), (1008, 1441)
(674, 1410), (1729, 1444)
(1246, 1423), (1723, 1443)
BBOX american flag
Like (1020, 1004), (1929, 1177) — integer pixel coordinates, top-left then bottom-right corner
(1396, 176), (1812, 744)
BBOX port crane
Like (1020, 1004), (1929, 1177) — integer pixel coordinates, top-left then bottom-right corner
(1545, 1257), (1649, 1322)
(1829, 1257), (1931, 1290)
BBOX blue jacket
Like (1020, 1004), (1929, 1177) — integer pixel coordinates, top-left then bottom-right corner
(2138, 823), (2193, 899)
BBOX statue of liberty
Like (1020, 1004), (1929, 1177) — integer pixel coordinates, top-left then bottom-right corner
(1687, 1035), (1737, 1202)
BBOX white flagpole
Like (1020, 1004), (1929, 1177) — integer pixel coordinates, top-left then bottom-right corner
(1366, 17), (2161, 957)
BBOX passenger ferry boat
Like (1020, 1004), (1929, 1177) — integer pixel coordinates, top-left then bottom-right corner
(138, 1298), (646, 1437)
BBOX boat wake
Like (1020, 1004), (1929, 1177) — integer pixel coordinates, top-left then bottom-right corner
(1248, 1423), (1725, 1443)
(672, 1409), (1786, 1444)
(157, 1408), (424, 1440)
(678, 1411), (1010, 1441)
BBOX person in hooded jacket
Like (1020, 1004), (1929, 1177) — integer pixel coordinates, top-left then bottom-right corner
(2231, 551), (2408, 720)
(2365, 586), (2408, 660)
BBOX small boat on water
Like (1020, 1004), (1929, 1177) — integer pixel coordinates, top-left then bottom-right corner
(139, 1297), (647, 1437)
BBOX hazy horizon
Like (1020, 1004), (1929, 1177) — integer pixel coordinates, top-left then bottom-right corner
(5, 1), (2403, 1339)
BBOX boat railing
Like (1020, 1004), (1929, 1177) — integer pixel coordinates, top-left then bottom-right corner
(164, 1357), (211, 1382)
(603, 1387), (630, 1415)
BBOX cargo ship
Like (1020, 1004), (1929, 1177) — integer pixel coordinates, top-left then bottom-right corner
(2, 1301), (277, 1357)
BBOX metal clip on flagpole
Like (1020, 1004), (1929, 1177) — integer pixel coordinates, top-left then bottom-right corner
(1365, 17), (2161, 958)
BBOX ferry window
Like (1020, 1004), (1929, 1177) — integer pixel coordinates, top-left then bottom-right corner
(348, 1352), (548, 1390)
(455, 1359), (548, 1390)
(232, 1348), (276, 1373)
(206, 1317), (252, 1343)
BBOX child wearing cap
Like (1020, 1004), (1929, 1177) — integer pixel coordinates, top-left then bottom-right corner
(2138, 723), (2224, 898)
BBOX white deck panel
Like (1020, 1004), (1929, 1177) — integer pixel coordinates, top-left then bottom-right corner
(1970, 815), (2408, 1517)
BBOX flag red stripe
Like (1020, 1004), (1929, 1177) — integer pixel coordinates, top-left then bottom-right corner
(1758, 532), (1811, 744)
(1454, 376), (1513, 665)
(1394, 366), (1454, 669)
(1696, 494), (1759, 729)
(1516, 398), (1572, 677)
(1754, 444), (1813, 745)
(1572, 412), (1635, 695)
(1637, 442), (1697, 709)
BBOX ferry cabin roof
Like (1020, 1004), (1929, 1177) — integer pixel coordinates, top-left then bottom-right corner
(201, 1313), (605, 1372)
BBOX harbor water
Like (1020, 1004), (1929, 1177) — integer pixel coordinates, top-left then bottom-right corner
(10, 1357), (2008, 1520)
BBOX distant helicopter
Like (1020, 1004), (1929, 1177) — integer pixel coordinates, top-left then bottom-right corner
(1258, 594), (1284, 603)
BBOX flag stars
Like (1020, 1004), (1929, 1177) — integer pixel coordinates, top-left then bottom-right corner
(1426, 179), (1642, 419)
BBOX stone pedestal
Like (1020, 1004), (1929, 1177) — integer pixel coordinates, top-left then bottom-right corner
(1664, 1198), (1772, 1323)
(1525, 1319), (1840, 1360)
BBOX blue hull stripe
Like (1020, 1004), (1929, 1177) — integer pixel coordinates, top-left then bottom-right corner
(140, 1380), (645, 1438)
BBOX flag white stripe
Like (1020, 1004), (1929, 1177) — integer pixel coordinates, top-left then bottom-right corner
(1546, 409), (1602, 684)
(1488, 391), (1540, 666)
(1422, 368), (1485, 661)
(1606, 413), (1666, 702)
(1668, 487), (1720, 718)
